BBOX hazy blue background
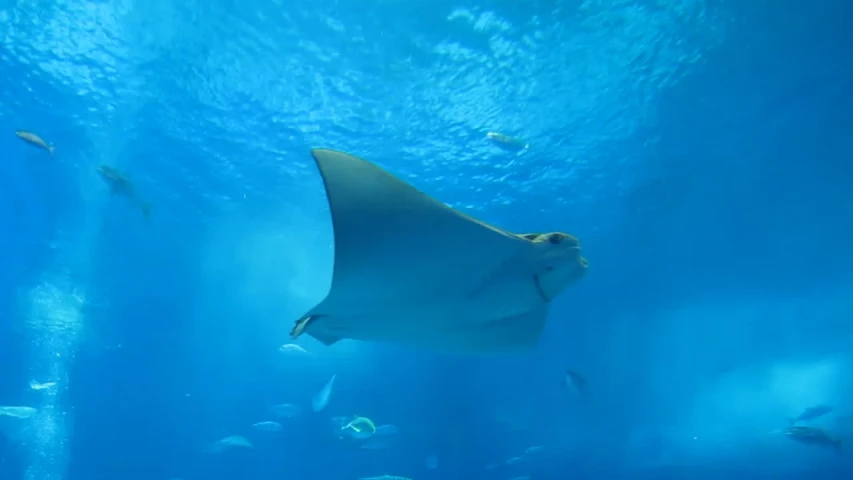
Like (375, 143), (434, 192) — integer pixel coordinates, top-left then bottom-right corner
(1, 0), (852, 478)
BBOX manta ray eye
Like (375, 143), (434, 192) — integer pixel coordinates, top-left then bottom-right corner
(548, 234), (562, 245)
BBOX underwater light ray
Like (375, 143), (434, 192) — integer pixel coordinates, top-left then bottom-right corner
(21, 278), (87, 480)
(16, 130), (113, 480)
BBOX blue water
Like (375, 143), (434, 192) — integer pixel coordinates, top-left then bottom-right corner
(1, 0), (852, 478)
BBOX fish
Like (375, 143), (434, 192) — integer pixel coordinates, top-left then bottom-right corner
(562, 369), (586, 395)
(96, 165), (151, 220)
(342, 416), (377, 440)
(486, 131), (529, 151)
(15, 130), (55, 157)
(251, 421), (282, 432)
(312, 374), (336, 412)
(203, 435), (254, 453)
(374, 424), (400, 436)
(278, 343), (309, 355)
(29, 380), (56, 391)
(505, 456), (524, 465)
(268, 403), (301, 418)
(0, 406), (37, 419)
(783, 426), (841, 453)
(789, 405), (833, 426)
(288, 149), (589, 354)
(524, 445), (544, 454)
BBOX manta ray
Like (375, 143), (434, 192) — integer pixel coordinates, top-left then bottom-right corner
(290, 148), (589, 354)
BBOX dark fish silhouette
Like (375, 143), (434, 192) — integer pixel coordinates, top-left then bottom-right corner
(784, 426), (841, 453)
(97, 165), (150, 220)
(789, 405), (833, 426)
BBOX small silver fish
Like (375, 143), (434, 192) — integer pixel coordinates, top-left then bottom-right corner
(251, 421), (282, 432)
(562, 369), (586, 395)
(524, 445), (544, 454)
(374, 424), (400, 436)
(312, 374), (336, 412)
(278, 343), (309, 355)
(15, 130), (55, 157)
(0, 406), (37, 418)
(204, 435), (254, 453)
(29, 380), (56, 391)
